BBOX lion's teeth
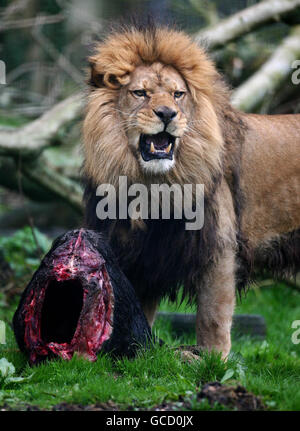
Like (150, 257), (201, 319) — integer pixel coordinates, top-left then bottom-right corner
(165, 143), (172, 154)
(150, 142), (155, 153)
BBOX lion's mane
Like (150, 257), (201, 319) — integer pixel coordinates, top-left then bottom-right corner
(82, 23), (248, 302)
(82, 24), (241, 191)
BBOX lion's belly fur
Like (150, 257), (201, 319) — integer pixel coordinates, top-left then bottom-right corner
(239, 113), (300, 283)
(241, 113), (300, 247)
(253, 229), (300, 281)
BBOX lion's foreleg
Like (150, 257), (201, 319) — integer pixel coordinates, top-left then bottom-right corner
(196, 247), (236, 360)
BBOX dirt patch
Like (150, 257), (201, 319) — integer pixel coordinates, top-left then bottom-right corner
(0, 400), (120, 411)
(135, 382), (264, 411)
(0, 382), (264, 411)
(52, 401), (119, 411)
(197, 382), (264, 411)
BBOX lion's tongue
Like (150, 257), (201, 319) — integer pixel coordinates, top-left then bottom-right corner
(145, 133), (169, 149)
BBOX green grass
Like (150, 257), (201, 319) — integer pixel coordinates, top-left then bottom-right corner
(0, 283), (300, 410)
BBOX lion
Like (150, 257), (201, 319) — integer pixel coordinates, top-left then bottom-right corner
(82, 24), (300, 359)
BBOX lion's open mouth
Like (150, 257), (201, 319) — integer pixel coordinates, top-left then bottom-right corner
(139, 132), (175, 161)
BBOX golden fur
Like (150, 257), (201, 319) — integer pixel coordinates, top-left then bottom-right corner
(83, 27), (224, 191)
(83, 25), (300, 359)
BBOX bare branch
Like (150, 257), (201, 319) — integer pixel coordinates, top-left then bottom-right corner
(194, 0), (300, 49)
(0, 88), (84, 211)
(231, 25), (300, 112)
(1, 0), (31, 20)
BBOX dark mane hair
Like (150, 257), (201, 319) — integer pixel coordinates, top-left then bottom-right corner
(83, 177), (223, 305)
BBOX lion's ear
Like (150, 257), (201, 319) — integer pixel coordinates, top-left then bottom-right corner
(88, 60), (104, 88)
(88, 61), (120, 90)
(103, 73), (120, 89)
(88, 57), (129, 90)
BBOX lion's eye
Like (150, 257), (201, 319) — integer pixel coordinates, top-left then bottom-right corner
(132, 89), (147, 97)
(174, 91), (185, 100)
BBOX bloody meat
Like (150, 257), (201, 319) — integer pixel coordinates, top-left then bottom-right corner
(13, 229), (151, 365)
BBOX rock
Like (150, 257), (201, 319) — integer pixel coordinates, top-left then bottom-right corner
(157, 311), (266, 338)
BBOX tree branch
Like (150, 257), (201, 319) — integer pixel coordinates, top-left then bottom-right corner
(20, 154), (83, 212)
(32, 16), (84, 86)
(231, 25), (300, 112)
(0, 14), (64, 32)
(0, 93), (83, 157)
(0, 93), (84, 211)
(194, 0), (300, 49)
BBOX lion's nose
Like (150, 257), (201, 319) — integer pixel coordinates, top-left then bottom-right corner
(153, 106), (177, 125)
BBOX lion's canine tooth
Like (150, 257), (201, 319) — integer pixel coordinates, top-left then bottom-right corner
(165, 143), (172, 154)
(150, 142), (155, 153)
